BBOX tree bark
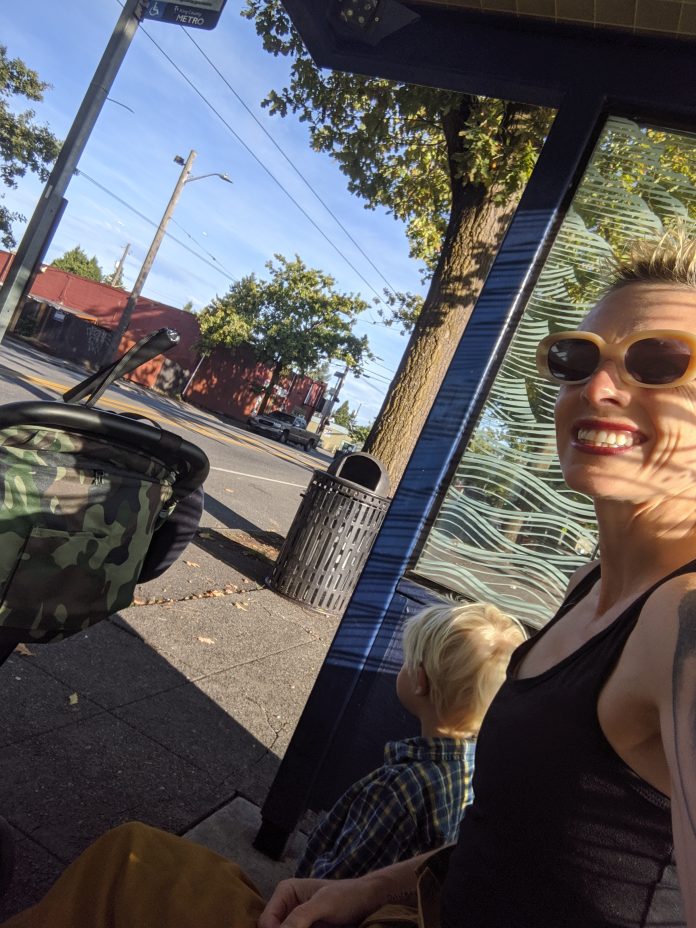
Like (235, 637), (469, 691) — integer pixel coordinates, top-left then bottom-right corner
(364, 103), (538, 488)
(259, 361), (282, 413)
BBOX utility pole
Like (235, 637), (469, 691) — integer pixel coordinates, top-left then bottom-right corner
(318, 364), (350, 433)
(0, 0), (146, 344)
(108, 242), (131, 287)
(105, 150), (197, 360)
(181, 353), (206, 401)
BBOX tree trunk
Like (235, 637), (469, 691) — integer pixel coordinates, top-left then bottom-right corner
(364, 102), (544, 489)
(259, 361), (282, 413)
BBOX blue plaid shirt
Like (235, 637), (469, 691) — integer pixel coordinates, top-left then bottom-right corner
(295, 736), (475, 879)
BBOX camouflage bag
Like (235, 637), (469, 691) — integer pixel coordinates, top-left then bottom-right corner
(0, 330), (209, 643)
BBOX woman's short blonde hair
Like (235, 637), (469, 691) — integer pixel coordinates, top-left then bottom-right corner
(606, 226), (696, 292)
(402, 602), (526, 737)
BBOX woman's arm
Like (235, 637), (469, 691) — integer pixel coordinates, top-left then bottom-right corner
(258, 850), (434, 928)
(639, 580), (696, 926)
(660, 587), (696, 926)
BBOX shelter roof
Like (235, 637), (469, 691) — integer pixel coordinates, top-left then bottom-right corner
(281, 0), (696, 114)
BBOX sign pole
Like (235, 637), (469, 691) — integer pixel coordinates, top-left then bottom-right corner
(0, 0), (147, 344)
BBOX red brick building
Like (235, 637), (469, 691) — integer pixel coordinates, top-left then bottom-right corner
(0, 252), (325, 422)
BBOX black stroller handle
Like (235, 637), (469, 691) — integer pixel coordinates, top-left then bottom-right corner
(0, 402), (209, 499)
(62, 328), (180, 407)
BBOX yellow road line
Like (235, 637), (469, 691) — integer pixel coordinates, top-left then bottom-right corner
(4, 368), (320, 469)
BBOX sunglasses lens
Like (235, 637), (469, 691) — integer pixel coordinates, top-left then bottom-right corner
(625, 337), (692, 385)
(546, 338), (600, 382)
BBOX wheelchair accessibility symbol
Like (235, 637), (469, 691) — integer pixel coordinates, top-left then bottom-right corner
(144, 0), (166, 18)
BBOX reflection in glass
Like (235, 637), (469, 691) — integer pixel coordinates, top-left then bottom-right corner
(413, 117), (696, 627)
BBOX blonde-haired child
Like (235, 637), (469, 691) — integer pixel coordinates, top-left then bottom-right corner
(296, 601), (525, 879)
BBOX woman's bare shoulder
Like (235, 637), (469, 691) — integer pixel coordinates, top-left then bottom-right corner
(631, 572), (696, 707)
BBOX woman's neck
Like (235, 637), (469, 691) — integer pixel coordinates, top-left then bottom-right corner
(593, 496), (696, 613)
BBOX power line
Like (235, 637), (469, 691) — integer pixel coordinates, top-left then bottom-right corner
(327, 364), (391, 386)
(75, 169), (236, 284)
(363, 370), (393, 384)
(77, 169), (398, 334)
(360, 376), (389, 393)
(368, 357), (398, 374)
(181, 27), (402, 301)
(169, 216), (237, 278)
(136, 21), (394, 309)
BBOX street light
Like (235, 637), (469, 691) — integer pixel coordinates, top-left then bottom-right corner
(105, 149), (231, 360)
(186, 172), (232, 185)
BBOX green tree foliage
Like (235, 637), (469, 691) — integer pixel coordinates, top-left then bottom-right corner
(198, 254), (371, 412)
(0, 46), (60, 249)
(306, 359), (331, 382)
(243, 1), (551, 484)
(51, 246), (104, 282)
(332, 400), (355, 430)
(349, 422), (373, 445)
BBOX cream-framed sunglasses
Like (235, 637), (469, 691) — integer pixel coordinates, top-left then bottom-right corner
(536, 330), (696, 389)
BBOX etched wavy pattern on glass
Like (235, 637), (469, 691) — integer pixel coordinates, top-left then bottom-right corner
(414, 117), (696, 628)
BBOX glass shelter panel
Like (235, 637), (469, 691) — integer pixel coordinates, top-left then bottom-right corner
(414, 117), (696, 628)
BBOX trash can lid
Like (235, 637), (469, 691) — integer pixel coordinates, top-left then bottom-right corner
(326, 451), (390, 497)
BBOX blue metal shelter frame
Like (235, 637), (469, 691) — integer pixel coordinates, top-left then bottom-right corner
(255, 0), (696, 856)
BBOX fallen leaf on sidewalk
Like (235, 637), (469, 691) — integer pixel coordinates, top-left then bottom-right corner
(68, 693), (79, 706)
(14, 643), (34, 657)
(197, 636), (216, 645)
(184, 561), (200, 568)
(234, 602), (249, 610)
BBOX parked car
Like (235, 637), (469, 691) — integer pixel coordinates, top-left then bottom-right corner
(247, 410), (318, 451)
(332, 441), (360, 462)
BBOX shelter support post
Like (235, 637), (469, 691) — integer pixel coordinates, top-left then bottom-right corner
(255, 88), (607, 859)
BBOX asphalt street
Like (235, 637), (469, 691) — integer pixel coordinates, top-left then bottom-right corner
(0, 336), (331, 544)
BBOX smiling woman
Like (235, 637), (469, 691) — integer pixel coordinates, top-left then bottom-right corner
(413, 116), (696, 629)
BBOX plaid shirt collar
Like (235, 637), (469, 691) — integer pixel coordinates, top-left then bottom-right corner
(384, 735), (473, 766)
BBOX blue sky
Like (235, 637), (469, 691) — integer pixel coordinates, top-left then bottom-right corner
(2, 0), (426, 423)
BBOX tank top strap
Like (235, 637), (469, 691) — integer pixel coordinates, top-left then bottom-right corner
(513, 557), (696, 677)
(557, 556), (696, 629)
(610, 555), (696, 633)
(524, 562), (602, 641)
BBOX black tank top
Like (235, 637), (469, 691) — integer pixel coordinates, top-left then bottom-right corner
(440, 562), (690, 928)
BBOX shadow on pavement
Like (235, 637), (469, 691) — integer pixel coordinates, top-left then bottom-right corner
(197, 493), (286, 583)
(193, 528), (284, 584)
(0, 618), (283, 920)
(0, 367), (58, 403)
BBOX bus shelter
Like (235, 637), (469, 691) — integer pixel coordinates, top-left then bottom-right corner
(256, 0), (696, 855)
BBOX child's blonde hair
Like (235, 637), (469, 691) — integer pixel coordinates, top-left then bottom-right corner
(402, 602), (526, 736)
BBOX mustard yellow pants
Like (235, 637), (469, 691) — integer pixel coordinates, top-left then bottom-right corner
(1, 822), (265, 928)
(1, 822), (425, 928)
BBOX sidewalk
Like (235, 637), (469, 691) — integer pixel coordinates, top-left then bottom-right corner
(0, 525), (340, 918)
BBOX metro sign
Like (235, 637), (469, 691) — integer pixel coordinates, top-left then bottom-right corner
(143, 0), (227, 30)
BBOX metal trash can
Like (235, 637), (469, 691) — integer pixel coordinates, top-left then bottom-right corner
(268, 452), (391, 613)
